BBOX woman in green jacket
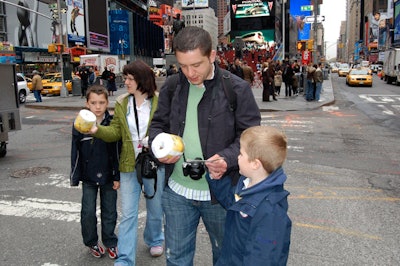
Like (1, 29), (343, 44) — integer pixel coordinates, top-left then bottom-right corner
(91, 60), (164, 264)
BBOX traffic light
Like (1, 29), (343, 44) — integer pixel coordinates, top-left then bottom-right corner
(307, 40), (314, 50)
(48, 43), (65, 54)
(297, 41), (306, 51)
(55, 43), (65, 53)
(48, 43), (56, 53)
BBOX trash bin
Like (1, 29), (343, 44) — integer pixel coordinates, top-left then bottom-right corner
(72, 78), (81, 96)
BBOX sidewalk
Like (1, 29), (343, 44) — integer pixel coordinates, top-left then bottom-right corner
(25, 75), (334, 112)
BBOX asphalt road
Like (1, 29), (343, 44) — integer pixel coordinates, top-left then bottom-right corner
(1, 74), (399, 265)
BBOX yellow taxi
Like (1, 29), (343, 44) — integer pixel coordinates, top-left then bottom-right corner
(346, 68), (373, 87)
(41, 75), (73, 95)
(42, 72), (60, 84)
(25, 77), (33, 91)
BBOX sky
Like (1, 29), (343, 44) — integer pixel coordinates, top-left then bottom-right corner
(320, 0), (347, 60)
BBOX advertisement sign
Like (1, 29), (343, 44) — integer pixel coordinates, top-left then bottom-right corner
(66, 0), (86, 44)
(181, 0), (209, 9)
(5, 0), (57, 48)
(231, 1), (273, 19)
(109, 10), (130, 56)
(85, 0), (110, 52)
(290, 0), (312, 41)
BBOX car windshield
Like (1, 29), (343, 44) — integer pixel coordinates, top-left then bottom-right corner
(339, 64), (349, 69)
(350, 69), (369, 75)
(50, 76), (62, 82)
(43, 73), (57, 79)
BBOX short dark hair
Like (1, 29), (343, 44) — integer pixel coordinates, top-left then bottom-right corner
(123, 60), (157, 98)
(173, 26), (212, 57)
(86, 85), (108, 101)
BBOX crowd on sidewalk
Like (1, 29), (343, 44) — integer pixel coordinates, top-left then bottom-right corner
(221, 56), (326, 103)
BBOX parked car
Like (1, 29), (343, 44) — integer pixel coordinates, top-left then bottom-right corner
(41, 76), (72, 96)
(346, 68), (373, 87)
(16, 73), (30, 104)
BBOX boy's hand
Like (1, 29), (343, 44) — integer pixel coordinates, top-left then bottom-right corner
(205, 154), (226, 180)
(113, 181), (120, 190)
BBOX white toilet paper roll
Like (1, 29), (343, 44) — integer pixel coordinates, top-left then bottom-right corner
(74, 109), (96, 134)
(151, 133), (185, 158)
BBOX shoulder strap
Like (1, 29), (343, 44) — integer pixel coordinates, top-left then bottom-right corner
(221, 74), (237, 112)
(168, 72), (236, 112)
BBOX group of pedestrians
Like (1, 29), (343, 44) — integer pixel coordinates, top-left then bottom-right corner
(77, 64), (117, 98)
(70, 26), (292, 266)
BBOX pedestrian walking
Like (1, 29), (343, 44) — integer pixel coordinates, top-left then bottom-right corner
(31, 70), (42, 102)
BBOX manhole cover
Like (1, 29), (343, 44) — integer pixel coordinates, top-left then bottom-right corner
(11, 167), (51, 178)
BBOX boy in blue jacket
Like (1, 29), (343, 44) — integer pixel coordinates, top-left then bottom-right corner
(207, 126), (292, 266)
(70, 85), (120, 259)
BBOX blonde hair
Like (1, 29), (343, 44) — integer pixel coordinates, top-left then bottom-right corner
(240, 126), (287, 173)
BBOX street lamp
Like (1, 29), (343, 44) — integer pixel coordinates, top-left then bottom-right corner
(119, 39), (125, 59)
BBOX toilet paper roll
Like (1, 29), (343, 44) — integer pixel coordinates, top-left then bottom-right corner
(74, 109), (96, 134)
(151, 133), (185, 159)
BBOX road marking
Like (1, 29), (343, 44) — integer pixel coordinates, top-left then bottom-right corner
(377, 104), (395, 115)
(294, 222), (382, 240)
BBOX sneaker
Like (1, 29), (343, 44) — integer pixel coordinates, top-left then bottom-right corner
(107, 247), (118, 259)
(88, 244), (105, 258)
(150, 246), (164, 257)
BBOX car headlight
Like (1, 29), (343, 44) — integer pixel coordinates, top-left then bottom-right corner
(55, 86), (61, 90)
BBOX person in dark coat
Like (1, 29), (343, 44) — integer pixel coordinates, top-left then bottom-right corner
(106, 68), (117, 96)
(78, 64), (89, 98)
(70, 85), (120, 259)
(207, 126), (292, 266)
(262, 62), (277, 101)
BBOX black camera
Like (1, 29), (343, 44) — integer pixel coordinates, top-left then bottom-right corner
(182, 157), (205, 180)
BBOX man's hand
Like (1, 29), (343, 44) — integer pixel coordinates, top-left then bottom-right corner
(205, 154), (227, 180)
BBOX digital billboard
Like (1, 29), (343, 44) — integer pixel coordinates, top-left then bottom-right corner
(289, 0), (312, 41)
(85, 0), (109, 52)
(182, 0), (208, 9)
(231, 0), (273, 19)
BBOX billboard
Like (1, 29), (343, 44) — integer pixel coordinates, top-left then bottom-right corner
(109, 10), (130, 56)
(5, 0), (59, 48)
(289, 0), (312, 41)
(394, 0), (400, 46)
(231, 0), (273, 19)
(85, 0), (109, 52)
(181, 0), (208, 9)
(66, 0), (86, 44)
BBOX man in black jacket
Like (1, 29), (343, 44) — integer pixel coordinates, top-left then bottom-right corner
(149, 26), (260, 266)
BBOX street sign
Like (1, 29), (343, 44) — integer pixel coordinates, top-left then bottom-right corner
(301, 5), (313, 11)
(304, 15), (325, 24)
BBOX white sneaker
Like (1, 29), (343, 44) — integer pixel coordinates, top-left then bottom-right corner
(150, 246), (164, 257)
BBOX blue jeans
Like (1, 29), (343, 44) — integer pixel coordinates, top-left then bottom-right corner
(33, 90), (42, 102)
(315, 82), (322, 101)
(306, 80), (314, 100)
(162, 186), (226, 266)
(115, 167), (165, 266)
(142, 166), (165, 247)
(81, 182), (117, 248)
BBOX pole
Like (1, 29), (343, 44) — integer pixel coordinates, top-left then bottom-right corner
(282, 0), (285, 60)
(313, 0), (318, 64)
(57, 0), (67, 98)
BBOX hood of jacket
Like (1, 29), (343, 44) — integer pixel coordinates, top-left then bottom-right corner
(231, 167), (289, 217)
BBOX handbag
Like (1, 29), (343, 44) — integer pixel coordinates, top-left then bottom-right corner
(132, 97), (158, 199)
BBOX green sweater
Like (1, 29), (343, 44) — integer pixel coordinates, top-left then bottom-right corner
(94, 93), (158, 173)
